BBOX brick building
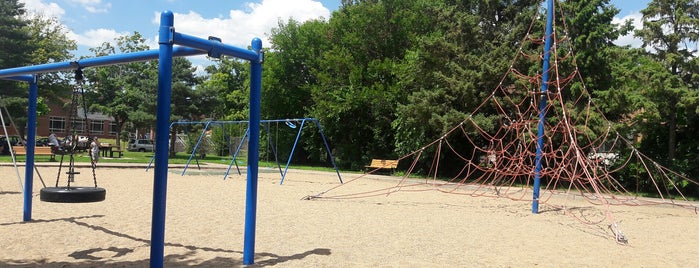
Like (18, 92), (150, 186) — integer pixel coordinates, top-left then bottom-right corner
(2, 100), (118, 140)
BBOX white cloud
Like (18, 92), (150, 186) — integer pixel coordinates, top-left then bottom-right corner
(67, 28), (128, 48)
(68, 0), (111, 13)
(19, 0), (112, 48)
(153, 0), (330, 49)
(19, 0), (66, 19)
(613, 12), (644, 48)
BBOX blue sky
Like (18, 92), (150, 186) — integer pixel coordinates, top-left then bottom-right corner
(19, 0), (649, 68)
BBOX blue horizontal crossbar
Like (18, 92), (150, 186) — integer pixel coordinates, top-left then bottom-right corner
(173, 32), (258, 62)
(3, 75), (35, 82)
(0, 46), (205, 79)
(170, 118), (318, 126)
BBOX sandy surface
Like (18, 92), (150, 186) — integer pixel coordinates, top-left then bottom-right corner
(1, 164), (698, 267)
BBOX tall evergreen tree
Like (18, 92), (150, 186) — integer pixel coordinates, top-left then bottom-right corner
(1, 2), (74, 139)
(561, 0), (631, 95)
(0, 0), (31, 73)
(0, 0), (32, 138)
(635, 0), (699, 162)
(393, 0), (539, 171)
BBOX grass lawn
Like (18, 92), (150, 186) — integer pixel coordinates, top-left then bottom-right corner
(0, 137), (345, 173)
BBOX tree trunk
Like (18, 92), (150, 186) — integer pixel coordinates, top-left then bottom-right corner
(115, 120), (125, 150)
(169, 126), (177, 157)
(668, 101), (677, 161)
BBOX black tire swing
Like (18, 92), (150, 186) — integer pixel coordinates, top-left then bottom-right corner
(40, 68), (105, 203)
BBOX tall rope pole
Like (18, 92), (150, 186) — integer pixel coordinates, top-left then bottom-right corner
(532, 0), (554, 214)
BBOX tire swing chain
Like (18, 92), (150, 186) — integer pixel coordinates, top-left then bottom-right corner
(40, 68), (105, 203)
(53, 69), (83, 188)
(76, 69), (99, 188)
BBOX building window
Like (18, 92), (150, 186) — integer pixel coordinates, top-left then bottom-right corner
(109, 121), (117, 135)
(71, 119), (85, 132)
(49, 117), (65, 133)
(90, 120), (104, 134)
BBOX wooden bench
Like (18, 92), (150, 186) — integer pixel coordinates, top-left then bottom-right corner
(364, 159), (399, 174)
(13, 146), (56, 161)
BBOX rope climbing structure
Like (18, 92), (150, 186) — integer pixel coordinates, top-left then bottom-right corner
(307, 0), (699, 244)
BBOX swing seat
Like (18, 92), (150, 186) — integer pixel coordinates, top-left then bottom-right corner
(40, 187), (106, 203)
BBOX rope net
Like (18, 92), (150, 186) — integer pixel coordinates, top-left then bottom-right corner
(307, 1), (699, 242)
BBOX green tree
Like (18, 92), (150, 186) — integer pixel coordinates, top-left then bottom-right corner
(83, 32), (156, 150)
(0, 0), (31, 72)
(201, 57), (249, 121)
(393, 0), (539, 173)
(24, 14), (76, 138)
(26, 14), (77, 101)
(635, 0), (699, 162)
(0, 0), (33, 139)
(560, 0), (632, 100)
(307, 0), (435, 169)
(264, 18), (332, 163)
(167, 57), (205, 157)
(265, 19), (329, 120)
(195, 57), (249, 157)
(0, 2), (75, 139)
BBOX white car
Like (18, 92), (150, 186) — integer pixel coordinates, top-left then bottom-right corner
(127, 139), (155, 152)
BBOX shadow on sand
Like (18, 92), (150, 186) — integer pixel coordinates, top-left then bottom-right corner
(1, 215), (331, 267)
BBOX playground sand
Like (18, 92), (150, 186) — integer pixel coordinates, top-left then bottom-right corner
(1, 165), (698, 267)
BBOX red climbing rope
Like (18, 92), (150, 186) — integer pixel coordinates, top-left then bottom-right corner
(306, 0), (699, 244)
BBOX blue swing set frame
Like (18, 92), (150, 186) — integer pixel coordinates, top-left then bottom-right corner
(1, 0), (556, 264)
(0, 11), (264, 266)
(146, 118), (343, 184)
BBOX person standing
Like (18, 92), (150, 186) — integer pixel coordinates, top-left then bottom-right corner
(90, 136), (100, 165)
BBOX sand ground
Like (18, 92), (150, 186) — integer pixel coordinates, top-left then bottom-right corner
(1, 164), (698, 267)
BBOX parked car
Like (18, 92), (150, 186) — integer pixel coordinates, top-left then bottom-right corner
(127, 139), (154, 152)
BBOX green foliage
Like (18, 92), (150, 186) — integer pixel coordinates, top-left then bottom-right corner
(0, 0), (31, 71)
(210, 126), (232, 157)
(560, 0), (630, 92)
(201, 57), (249, 120)
(26, 14), (76, 104)
(83, 32), (155, 150)
(393, 0), (539, 172)
(0, 1), (74, 138)
(633, 0), (699, 161)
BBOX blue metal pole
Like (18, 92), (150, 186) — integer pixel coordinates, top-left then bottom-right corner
(243, 37), (263, 265)
(22, 76), (38, 222)
(150, 10), (174, 268)
(533, 0), (554, 214)
(264, 123), (284, 178)
(314, 119), (343, 184)
(280, 119), (306, 184)
(224, 126), (248, 180)
(146, 122), (176, 172)
(181, 121), (210, 175)
(0, 47), (203, 79)
(173, 32), (258, 61)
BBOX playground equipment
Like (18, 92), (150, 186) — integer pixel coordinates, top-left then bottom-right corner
(307, 0), (699, 245)
(0, 100), (25, 191)
(41, 68), (105, 203)
(146, 120), (239, 174)
(0, 11), (264, 266)
(148, 118), (342, 184)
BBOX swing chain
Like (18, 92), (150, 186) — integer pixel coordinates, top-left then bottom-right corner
(53, 68), (99, 187)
